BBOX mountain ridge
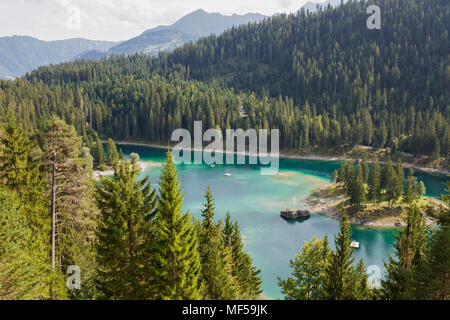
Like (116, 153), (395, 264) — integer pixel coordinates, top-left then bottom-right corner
(83, 10), (266, 59)
(0, 2), (340, 79)
(0, 36), (117, 79)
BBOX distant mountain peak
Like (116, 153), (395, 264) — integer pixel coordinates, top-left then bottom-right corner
(0, 9), (267, 78)
(0, 36), (117, 79)
(106, 9), (266, 58)
(190, 8), (208, 14)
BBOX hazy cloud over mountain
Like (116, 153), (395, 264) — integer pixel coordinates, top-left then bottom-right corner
(0, 0), (321, 41)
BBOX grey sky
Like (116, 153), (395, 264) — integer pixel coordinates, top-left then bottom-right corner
(0, 0), (319, 41)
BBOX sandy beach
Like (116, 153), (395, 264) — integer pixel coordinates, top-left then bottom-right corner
(93, 160), (160, 180)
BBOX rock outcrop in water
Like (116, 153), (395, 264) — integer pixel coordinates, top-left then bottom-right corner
(280, 209), (310, 220)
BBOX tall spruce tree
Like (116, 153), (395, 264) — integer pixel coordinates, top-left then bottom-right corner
(368, 162), (381, 203)
(324, 212), (355, 299)
(394, 159), (405, 201)
(351, 259), (373, 300)
(106, 138), (119, 165)
(384, 159), (398, 206)
(404, 168), (417, 204)
(362, 160), (369, 183)
(382, 206), (427, 299)
(413, 211), (450, 299)
(154, 150), (202, 299)
(95, 158), (157, 299)
(92, 136), (105, 166)
(222, 212), (234, 248)
(350, 163), (366, 207)
(229, 221), (262, 299)
(41, 117), (95, 271)
(198, 187), (236, 299)
(0, 113), (48, 235)
(0, 188), (56, 299)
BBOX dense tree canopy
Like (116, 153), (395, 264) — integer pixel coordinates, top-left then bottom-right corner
(0, 0), (447, 159)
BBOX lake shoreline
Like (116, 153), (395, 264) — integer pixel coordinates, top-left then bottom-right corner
(93, 161), (158, 180)
(100, 141), (447, 227)
(110, 140), (450, 176)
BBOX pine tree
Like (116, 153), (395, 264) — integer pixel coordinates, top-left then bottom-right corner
(394, 159), (404, 201)
(404, 168), (417, 204)
(95, 158), (157, 299)
(351, 259), (373, 300)
(416, 181), (426, 198)
(350, 164), (366, 207)
(278, 236), (329, 300)
(154, 150), (201, 299)
(92, 136), (105, 166)
(344, 162), (355, 192)
(201, 186), (215, 237)
(198, 187), (236, 299)
(362, 160), (369, 183)
(106, 138), (119, 165)
(230, 221), (262, 299)
(384, 159), (398, 206)
(431, 131), (441, 160)
(413, 212), (449, 299)
(41, 117), (97, 300)
(324, 212), (355, 299)
(382, 206), (427, 299)
(222, 212), (234, 248)
(0, 188), (56, 299)
(368, 161), (381, 203)
(0, 113), (48, 235)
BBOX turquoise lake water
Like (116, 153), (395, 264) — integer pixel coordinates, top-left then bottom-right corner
(119, 145), (447, 299)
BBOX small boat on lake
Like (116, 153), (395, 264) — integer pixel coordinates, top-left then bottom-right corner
(224, 173), (232, 176)
(350, 241), (360, 249)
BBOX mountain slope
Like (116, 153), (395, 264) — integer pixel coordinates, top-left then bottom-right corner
(162, 0), (448, 113)
(108, 28), (197, 55)
(19, 0), (450, 160)
(83, 9), (266, 58)
(169, 9), (265, 37)
(0, 36), (117, 79)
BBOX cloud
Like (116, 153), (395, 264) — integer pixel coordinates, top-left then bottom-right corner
(0, 0), (311, 41)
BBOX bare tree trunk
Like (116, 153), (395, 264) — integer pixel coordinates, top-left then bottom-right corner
(51, 134), (56, 271)
(50, 130), (57, 300)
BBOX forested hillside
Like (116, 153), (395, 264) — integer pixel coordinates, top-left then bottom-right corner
(1, 0), (449, 161)
(0, 0), (449, 301)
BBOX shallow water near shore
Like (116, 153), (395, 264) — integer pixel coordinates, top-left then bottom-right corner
(118, 144), (447, 299)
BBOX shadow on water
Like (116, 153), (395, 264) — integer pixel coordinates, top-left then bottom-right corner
(280, 216), (311, 224)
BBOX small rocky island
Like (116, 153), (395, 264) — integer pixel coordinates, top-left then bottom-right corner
(280, 209), (311, 220)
